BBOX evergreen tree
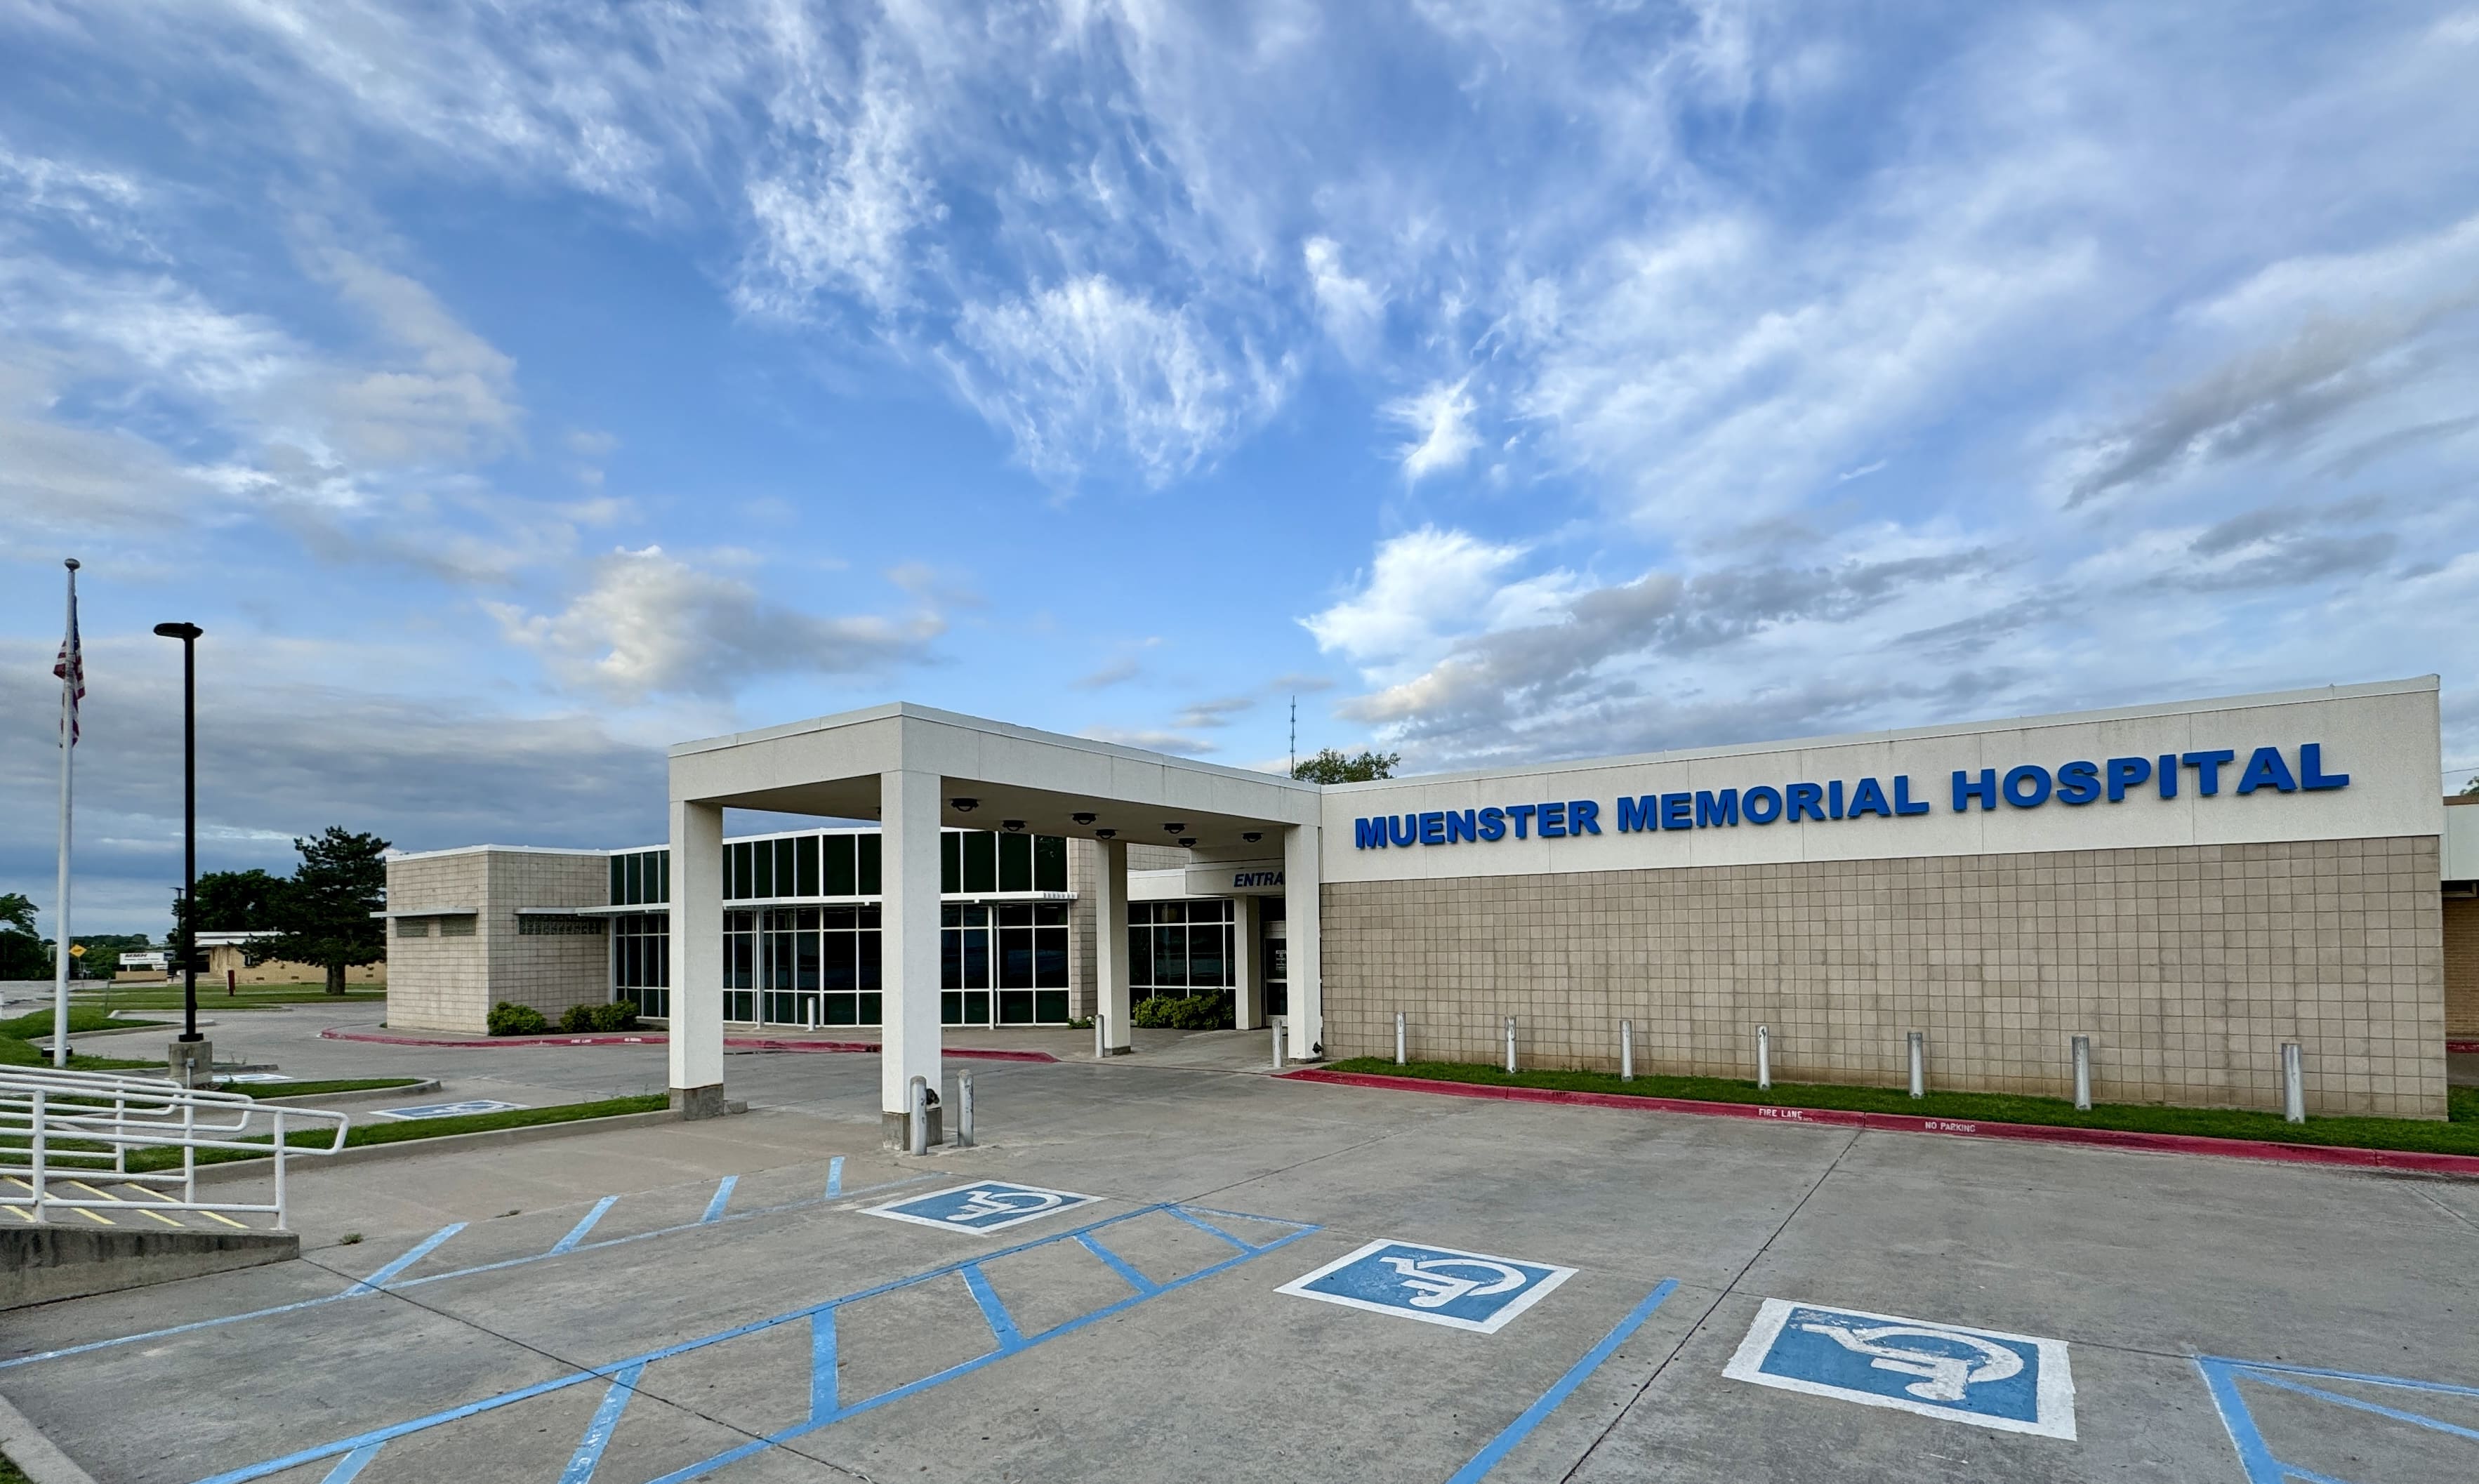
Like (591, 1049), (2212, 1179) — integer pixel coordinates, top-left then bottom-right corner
(253, 828), (391, 994)
(174, 869), (289, 934)
(0, 892), (48, 980)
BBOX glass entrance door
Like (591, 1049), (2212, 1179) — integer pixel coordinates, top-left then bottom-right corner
(942, 905), (991, 1024)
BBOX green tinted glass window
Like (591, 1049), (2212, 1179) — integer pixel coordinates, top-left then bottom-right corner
(824, 835), (855, 896)
(795, 835), (819, 896)
(998, 832), (1031, 893)
(1034, 835), (1066, 892)
(857, 835), (881, 896)
(609, 855), (625, 905)
(962, 831), (996, 893)
(941, 832), (960, 894)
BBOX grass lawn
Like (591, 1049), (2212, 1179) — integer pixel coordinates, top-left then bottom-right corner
(1326, 1057), (2479, 1157)
(0, 1447), (29, 1484)
(122, 1094), (670, 1172)
(72, 983), (386, 1012)
(0, 1005), (163, 1071)
(213, 1078), (427, 1099)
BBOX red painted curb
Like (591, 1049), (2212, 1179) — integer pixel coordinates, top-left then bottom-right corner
(2450, 1040), (2479, 1054)
(319, 1027), (1057, 1063)
(1276, 1068), (2479, 1177)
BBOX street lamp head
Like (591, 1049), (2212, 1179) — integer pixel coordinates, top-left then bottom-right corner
(64, 557), (80, 571)
(152, 622), (203, 641)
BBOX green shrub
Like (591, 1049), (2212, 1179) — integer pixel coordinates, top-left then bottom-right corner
(487, 1002), (548, 1036)
(1130, 991), (1232, 1030)
(558, 1002), (640, 1033)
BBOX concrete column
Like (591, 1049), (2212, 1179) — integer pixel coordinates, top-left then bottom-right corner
(1283, 823), (1321, 1061)
(1093, 837), (1132, 1053)
(1233, 894), (1263, 1030)
(668, 797), (726, 1118)
(881, 769), (945, 1148)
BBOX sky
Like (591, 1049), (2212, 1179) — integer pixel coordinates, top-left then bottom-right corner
(6, 0), (2479, 939)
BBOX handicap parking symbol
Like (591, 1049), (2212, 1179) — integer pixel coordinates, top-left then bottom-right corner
(1724, 1299), (2076, 1439)
(864, 1181), (1099, 1235)
(1276, 1239), (1577, 1334)
(372, 1099), (527, 1120)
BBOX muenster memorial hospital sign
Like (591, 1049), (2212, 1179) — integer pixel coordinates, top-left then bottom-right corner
(1352, 743), (2351, 850)
(1316, 679), (2444, 885)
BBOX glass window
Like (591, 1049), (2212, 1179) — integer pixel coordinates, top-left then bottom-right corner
(658, 851), (669, 904)
(998, 833), (1031, 892)
(857, 835), (881, 895)
(623, 854), (640, 906)
(824, 835), (856, 896)
(1035, 835), (1066, 893)
(941, 832), (960, 894)
(961, 832), (996, 893)
(609, 855), (626, 906)
(796, 835), (819, 897)
(754, 840), (775, 899)
(776, 839), (796, 896)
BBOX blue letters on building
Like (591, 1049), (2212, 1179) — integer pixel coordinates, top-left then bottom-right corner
(1349, 744), (2348, 849)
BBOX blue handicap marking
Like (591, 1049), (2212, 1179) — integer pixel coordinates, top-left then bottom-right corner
(864, 1181), (1099, 1235)
(1724, 1299), (2076, 1439)
(1276, 1239), (1577, 1334)
(372, 1099), (527, 1120)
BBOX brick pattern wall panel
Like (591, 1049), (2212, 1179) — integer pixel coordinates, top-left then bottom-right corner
(1067, 837), (1099, 1021)
(482, 852), (612, 1024)
(1324, 836), (2446, 1119)
(2447, 896), (2479, 1040)
(383, 854), (491, 1033)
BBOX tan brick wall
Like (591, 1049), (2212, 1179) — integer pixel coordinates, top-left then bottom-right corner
(1326, 835), (2447, 1119)
(384, 849), (609, 1033)
(2447, 895), (2479, 1041)
(1067, 837), (1099, 1021)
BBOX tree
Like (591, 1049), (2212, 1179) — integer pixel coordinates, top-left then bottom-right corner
(1292, 748), (1403, 784)
(0, 892), (48, 980)
(174, 869), (289, 934)
(253, 828), (391, 995)
(2462, 776), (2478, 797)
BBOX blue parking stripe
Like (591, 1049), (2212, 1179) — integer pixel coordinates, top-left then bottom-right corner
(827, 1157), (844, 1198)
(810, 1311), (838, 1422)
(350, 1224), (465, 1292)
(1444, 1279), (1680, 1484)
(1075, 1232), (1157, 1295)
(701, 1177), (736, 1224)
(960, 1264), (1024, 1350)
(318, 1443), (383, 1483)
(559, 1361), (645, 1484)
(1165, 1207), (1252, 1252)
(553, 1198), (621, 1255)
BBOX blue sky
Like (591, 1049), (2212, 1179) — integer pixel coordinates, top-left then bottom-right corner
(6, 1), (2479, 936)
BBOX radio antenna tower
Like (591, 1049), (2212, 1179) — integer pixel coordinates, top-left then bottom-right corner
(1288, 695), (1297, 778)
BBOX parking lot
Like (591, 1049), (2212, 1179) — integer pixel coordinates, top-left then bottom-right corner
(6, 1023), (2478, 1483)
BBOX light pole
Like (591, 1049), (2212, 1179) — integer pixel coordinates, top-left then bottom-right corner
(152, 622), (205, 1071)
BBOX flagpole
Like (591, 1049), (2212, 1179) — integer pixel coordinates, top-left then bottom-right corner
(54, 557), (79, 1068)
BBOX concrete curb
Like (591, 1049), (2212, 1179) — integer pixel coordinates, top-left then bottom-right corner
(191, 1107), (691, 1186)
(317, 1027), (1059, 1063)
(244, 1078), (441, 1106)
(1278, 1068), (2479, 1178)
(0, 1387), (101, 1484)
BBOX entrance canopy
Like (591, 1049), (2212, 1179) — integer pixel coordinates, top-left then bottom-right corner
(664, 703), (1324, 1141)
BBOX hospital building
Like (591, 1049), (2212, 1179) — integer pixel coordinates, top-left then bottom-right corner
(383, 676), (2478, 1140)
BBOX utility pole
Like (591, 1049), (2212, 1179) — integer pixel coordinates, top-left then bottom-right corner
(1289, 695), (1297, 778)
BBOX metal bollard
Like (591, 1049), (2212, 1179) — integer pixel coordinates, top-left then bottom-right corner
(2072, 1035), (2092, 1111)
(1907, 1031), (1926, 1099)
(1757, 1024), (1771, 1089)
(1620, 1019), (1634, 1081)
(1271, 1016), (1286, 1070)
(2282, 1043), (2305, 1124)
(908, 1075), (929, 1156)
(1395, 1011), (1407, 1066)
(957, 1070), (976, 1148)
(1504, 1016), (1517, 1075)
(1094, 1013), (1106, 1059)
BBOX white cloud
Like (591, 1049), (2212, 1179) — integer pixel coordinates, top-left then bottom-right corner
(950, 275), (1288, 486)
(486, 545), (941, 702)
(1385, 376), (1482, 483)
(1302, 526), (1528, 673)
(1302, 235), (1382, 360)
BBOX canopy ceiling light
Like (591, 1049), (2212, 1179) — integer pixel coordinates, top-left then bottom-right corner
(1071, 812), (1097, 826)
(1093, 828), (1116, 840)
(1163, 823), (1187, 833)
(1242, 832), (1262, 843)
(950, 797), (979, 813)
(1001, 820), (1025, 833)
(1178, 837), (1197, 848)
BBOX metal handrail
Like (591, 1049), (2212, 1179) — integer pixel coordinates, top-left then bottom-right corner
(0, 1067), (350, 1231)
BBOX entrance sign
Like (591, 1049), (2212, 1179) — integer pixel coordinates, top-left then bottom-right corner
(1276, 1239), (1575, 1333)
(864, 1181), (1099, 1235)
(1724, 1299), (2076, 1438)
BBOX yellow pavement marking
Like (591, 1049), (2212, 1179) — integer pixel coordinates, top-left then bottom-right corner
(72, 1205), (113, 1225)
(4, 1205), (32, 1221)
(71, 1181), (185, 1226)
(194, 1207), (248, 1228)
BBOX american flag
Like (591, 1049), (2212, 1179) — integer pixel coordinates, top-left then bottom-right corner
(54, 586), (83, 746)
